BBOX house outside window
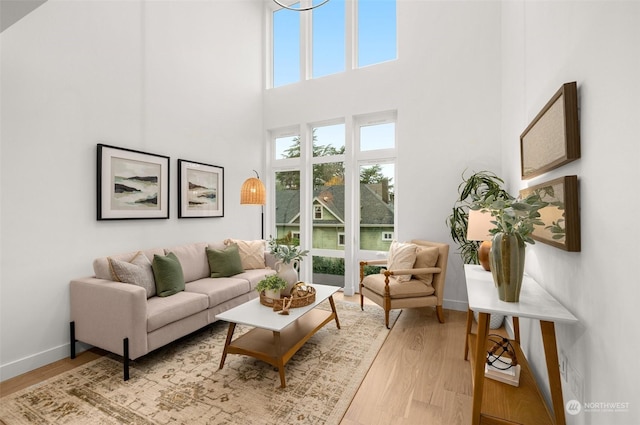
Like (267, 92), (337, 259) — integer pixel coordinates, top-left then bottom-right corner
(382, 232), (394, 241)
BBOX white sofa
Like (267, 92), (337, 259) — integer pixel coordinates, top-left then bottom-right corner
(69, 240), (276, 380)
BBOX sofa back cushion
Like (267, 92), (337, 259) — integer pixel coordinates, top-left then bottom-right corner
(164, 242), (209, 283)
(93, 248), (165, 280)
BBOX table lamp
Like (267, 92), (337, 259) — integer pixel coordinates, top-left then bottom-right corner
(466, 209), (495, 271)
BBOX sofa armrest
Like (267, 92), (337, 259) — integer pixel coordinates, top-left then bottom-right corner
(70, 277), (149, 359)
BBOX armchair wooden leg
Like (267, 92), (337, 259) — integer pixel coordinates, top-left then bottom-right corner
(436, 305), (445, 323)
(385, 309), (390, 329)
(360, 289), (364, 311)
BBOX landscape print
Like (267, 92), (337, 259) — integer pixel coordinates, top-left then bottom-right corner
(186, 168), (218, 211)
(111, 157), (161, 210)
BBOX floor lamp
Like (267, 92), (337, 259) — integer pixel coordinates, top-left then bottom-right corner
(240, 170), (266, 239)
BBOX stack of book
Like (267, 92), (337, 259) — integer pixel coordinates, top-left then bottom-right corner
(485, 354), (521, 387)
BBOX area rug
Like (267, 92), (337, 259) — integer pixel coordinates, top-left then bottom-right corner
(0, 300), (399, 425)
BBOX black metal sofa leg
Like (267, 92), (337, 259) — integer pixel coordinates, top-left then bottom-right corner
(123, 337), (130, 381)
(70, 321), (76, 359)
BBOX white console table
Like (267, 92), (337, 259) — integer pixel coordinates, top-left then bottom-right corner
(464, 264), (578, 425)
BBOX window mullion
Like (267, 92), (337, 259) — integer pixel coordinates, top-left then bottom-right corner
(301, 2), (312, 82)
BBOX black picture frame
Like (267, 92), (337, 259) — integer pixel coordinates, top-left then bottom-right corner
(97, 144), (170, 220)
(178, 159), (224, 218)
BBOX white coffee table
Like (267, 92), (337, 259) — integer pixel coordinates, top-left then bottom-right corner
(216, 283), (341, 388)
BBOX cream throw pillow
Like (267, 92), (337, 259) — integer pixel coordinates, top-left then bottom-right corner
(413, 246), (439, 287)
(387, 241), (418, 282)
(224, 239), (266, 270)
(108, 251), (156, 298)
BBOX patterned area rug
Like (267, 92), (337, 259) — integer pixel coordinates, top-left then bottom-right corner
(0, 301), (399, 425)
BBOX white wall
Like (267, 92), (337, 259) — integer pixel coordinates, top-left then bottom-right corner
(0, 0), (264, 380)
(264, 0), (503, 309)
(501, 1), (640, 423)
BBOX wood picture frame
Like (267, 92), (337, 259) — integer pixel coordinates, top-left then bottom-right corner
(97, 144), (170, 220)
(178, 159), (224, 218)
(519, 175), (580, 252)
(520, 82), (580, 180)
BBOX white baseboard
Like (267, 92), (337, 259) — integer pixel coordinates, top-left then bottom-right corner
(0, 341), (91, 382)
(443, 298), (468, 312)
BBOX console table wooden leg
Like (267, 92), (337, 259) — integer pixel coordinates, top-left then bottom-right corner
(471, 312), (490, 425)
(464, 308), (473, 360)
(328, 295), (341, 329)
(219, 323), (236, 370)
(513, 316), (521, 345)
(273, 331), (286, 388)
(540, 320), (566, 425)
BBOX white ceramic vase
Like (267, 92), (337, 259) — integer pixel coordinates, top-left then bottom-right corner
(275, 260), (299, 295)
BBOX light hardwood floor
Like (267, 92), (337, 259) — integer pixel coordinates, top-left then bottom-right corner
(0, 293), (480, 425)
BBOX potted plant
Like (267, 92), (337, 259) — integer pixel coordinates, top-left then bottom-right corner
(447, 170), (509, 327)
(268, 235), (309, 293)
(471, 191), (547, 302)
(256, 274), (288, 299)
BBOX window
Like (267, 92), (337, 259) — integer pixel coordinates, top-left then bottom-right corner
(270, 0), (396, 88)
(358, 0), (397, 67)
(360, 122), (395, 151)
(268, 111), (396, 294)
(312, 0), (345, 78)
(273, 5), (300, 87)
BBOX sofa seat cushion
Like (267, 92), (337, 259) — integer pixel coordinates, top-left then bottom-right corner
(362, 274), (435, 299)
(235, 269), (276, 291)
(185, 277), (253, 308)
(147, 291), (208, 333)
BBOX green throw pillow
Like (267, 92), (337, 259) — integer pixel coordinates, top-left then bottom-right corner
(152, 252), (185, 297)
(206, 244), (244, 278)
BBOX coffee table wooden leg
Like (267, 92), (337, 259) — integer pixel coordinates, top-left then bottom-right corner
(219, 322), (236, 370)
(273, 331), (286, 388)
(328, 295), (341, 329)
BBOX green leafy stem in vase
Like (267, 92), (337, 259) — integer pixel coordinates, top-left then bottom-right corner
(471, 192), (548, 245)
(268, 235), (309, 264)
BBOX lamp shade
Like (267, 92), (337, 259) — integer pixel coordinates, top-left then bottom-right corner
(240, 177), (266, 205)
(467, 209), (495, 271)
(466, 209), (494, 241)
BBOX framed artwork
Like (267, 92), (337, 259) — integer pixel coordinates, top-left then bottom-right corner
(520, 82), (580, 180)
(520, 175), (580, 252)
(97, 144), (170, 220)
(178, 159), (224, 218)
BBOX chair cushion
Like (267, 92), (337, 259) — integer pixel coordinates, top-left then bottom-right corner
(108, 251), (156, 298)
(413, 246), (439, 287)
(152, 252), (186, 297)
(206, 244), (244, 278)
(387, 241), (418, 282)
(362, 274), (435, 299)
(224, 238), (266, 270)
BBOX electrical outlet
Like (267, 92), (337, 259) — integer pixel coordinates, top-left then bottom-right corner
(559, 351), (568, 382)
(568, 363), (584, 402)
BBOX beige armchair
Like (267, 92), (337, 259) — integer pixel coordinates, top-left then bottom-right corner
(359, 240), (449, 328)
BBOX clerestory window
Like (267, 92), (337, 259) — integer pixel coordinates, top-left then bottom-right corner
(270, 0), (397, 88)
